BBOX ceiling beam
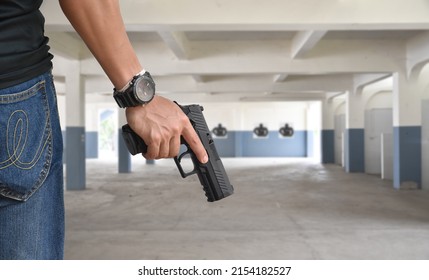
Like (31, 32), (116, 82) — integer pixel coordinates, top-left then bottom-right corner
(83, 74), (353, 95)
(273, 74), (289, 83)
(190, 74), (205, 83)
(406, 31), (429, 77)
(78, 39), (403, 76)
(353, 73), (392, 92)
(291, 30), (327, 59)
(47, 32), (83, 60)
(42, 0), (429, 32)
(157, 31), (190, 59)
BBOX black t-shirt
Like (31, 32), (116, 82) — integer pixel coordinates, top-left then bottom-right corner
(0, 0), (53, 89)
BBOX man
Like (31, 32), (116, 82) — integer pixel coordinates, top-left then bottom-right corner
(0, 0), (208, 259)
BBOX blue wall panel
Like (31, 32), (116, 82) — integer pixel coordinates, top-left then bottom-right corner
(243, 131), (307, 157)
(213, 134), (236, 157)
(85, 131), (98, 159)
(65, 127), (86, 190)
(118, 128), (131, 173)
(62, 130), (66, 162)
(234, 132), (244, 157)
(344, 129), (365, 172)
(321, 130), (335, 163)
(64, 131), (98, 159)
(393, 126), (421, 189)
(214, 130), (307, 157)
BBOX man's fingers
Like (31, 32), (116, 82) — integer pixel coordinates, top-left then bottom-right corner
(144, 140), (160, 160)
(169, 136), (181, 158)
(157, 139), (170, 159)
(181, 124), (208, 164)
(126, 97), (208, 162)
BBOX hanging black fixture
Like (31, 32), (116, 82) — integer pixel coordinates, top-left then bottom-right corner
(212, 123), (228, 137)
(253, 123), (269, 137)
(279, 123), (294, 137)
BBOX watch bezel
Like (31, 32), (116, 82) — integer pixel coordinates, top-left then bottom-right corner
(132, 73), (156, 104)
(113, 71), (156, 108)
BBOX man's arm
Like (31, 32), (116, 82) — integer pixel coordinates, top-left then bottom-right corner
(58, 0), (208, 163)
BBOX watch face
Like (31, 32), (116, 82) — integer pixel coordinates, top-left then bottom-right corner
(134, 76), (155, 103)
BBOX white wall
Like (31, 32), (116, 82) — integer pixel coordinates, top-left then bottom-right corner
(59, 98), (310, 134)
(365, 90), (393, 110)
(200, 101), (308, 132)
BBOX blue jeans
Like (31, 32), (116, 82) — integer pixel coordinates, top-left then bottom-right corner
(0, 72), (64, 259)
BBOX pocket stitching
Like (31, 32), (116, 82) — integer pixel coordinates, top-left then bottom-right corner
(0, 80), (53, 201)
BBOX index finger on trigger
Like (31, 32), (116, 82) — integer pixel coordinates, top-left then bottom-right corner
(181, 123), (208, 164)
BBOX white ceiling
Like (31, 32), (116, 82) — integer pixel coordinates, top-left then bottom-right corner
(41, 0), (429, 103)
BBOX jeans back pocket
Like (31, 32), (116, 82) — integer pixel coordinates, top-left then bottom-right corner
(0, 79), (53, 202)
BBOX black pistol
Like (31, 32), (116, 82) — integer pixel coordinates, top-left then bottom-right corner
(121, 103), (234, 202)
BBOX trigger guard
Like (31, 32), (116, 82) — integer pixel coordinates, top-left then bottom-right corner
(178, 149), (191, 162)
(174, 149), (198, 178)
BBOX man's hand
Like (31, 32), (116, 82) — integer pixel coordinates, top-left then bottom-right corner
(59, 0), (207, 163)
(125, 96), (209, 163)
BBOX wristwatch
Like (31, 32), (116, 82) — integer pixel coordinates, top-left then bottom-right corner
(113, 70), (156, 108)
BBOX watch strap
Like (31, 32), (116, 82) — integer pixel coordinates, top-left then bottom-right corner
(113, 86), (141, 108)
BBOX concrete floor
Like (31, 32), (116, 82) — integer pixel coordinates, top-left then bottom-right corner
(64, 157), (429, 260)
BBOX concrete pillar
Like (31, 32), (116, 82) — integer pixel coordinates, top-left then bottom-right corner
(344, 89), (365, 172)
(392, 72), (422, 189)
(117, 109), (132, 173)
(321, 98), (335, 163)
(65, 60), (86, 190)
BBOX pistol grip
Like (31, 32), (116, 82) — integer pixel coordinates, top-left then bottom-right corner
(121, 124), (148, 155)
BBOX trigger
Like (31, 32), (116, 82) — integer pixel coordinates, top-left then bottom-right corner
(178, 149), (190, 162)
(174, 155), (188, 178)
